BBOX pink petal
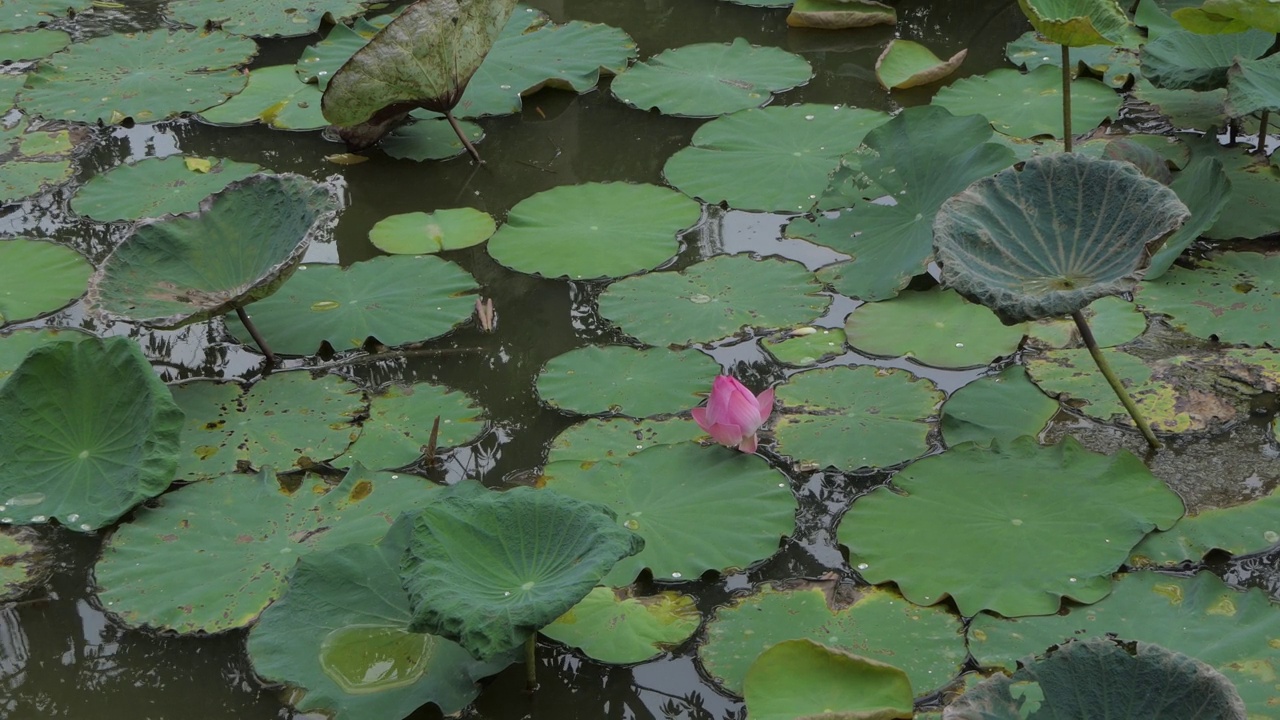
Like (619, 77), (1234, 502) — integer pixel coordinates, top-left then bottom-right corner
(691, 406), (710, 432)
(705, 421), (745, 449)
(756, 387), (775, 423)
(724, 384), (764, 434)
(705, 376), (737, 423)
(737, 433), (759, 454)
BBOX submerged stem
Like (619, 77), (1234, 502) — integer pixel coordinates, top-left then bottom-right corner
(525, 634), (539, 692)
(1061, 45), (1073, 152)
(446, 108), (484, 164)
(1071, 310), (1160, 450)
(1256, 110), (1270, 155)
(235, 306), (276, 367)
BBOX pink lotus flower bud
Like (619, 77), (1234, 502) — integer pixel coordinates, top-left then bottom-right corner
(691, 375), (775, 454)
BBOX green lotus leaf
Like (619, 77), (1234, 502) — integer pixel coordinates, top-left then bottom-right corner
(662, 104), (890, 213)
(1, 28), (69, 63)
(336, 382), (484, 470)
(931, 66), (1121, 140)
(762, 327), (847, 367)
(1172, 6), (1253, 32)
(876, 39), (966, 90)
(1024, 296), (1148, 349)
(71, 156), (262, 222)
(535, 345), (717, 419)
(1016, 0), (1136, 46)
(198, 65), (328, 130)
(400, 481), (644, 660)
(0, 237), (90, 325)
(933, 153), (1189, 324)
(1134, 0), (1198, 38)
(167, 0), (370, 37)
(226, 255), (479, 355)
(948, 637), (1246, 719)
(541, 443), (795, 585)
(968, 571), (1280, 716)
(698, 582), (966, 698)
(0, 337), (183, 531)
(840, 437), (1183, 617)
(844, 288), (1028, 369)
(786, 0), (895, 29)
(17, 29), (256, 125)
(1199, 0), (1280, 31)
(1226, 53), (1280, 118)
(1130, 487), (1280, 567)
(1005, 30), (1138, 88)
(1181, 138), (1280, 240)
(486, 183), (700, 280)
(787, 106), (1016, 301)
(247, 519), (511, 718)
(0, 327), (88, 383)
(941, 366), (1059, 447)
(95, 464), (436, 634)
(1146, 157), (1232, 279)
(745, 639), (914, 720)
(378, 116), (485, 161)
(297, 14), (396, 88)
(598, 255), (830, 347)
(370, 208), (495, 254)
(1140, 28), (1271, 91)
(723, 0), (790, 7)
(0, 526), (48, 601)
(610, 38), (812, 118)
(773, 365), (943, 472)
(0, 103), (84, 202)
(0, 0), (90, 32)
(1131, 77), (1244, 132)
(546, 417), (704, 465)
(1138, 252), (1279, 346)
(170, 372), (364, 482)
(543, 586), (701, 664)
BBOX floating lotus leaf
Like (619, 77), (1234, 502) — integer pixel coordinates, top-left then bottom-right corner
(1027, 348), (1203, 432)
(71, 156), (261, 222)
(543, 586), (701, 664)
(0, 0), (90, 32)
(1016, 0), (1136, 46)
(1139, 252), (1279, 346)
(1199, 0), (1280, 31)
(1, 28), (69, 62)
(940, 366), (1059, 447)
(170, 372), (364, 482)
(876, 39), (966, 90)
(1226, 53), (1280, 118)
(247, 519), (510, 718)
(933, 153), (1189, 324)
(540, 443), (795, 585)
(968, 571), (1280, 715)
(948, 637), (1246, 720)
(546, 417), (704, 465)
(1140, 29), (1271, 91)
(535, 346), (718, 419)
(0, 237), (90, 325)
(198, 65), (328, 130)
(0, 327), (88, 383)
(609, 39), (813, 118)
(1130, 487), (1280, 567)
(1005, 31), (1138, 88)
(17, 29), (256, 125)
(598, 255), (830, 347)
(0, 111), (79, 203)
(699, 582), (966, 698)
(166, 0), (369, 38)
(1181, 139), (1280, 240)
(486, 183), (700, 280)
(762, 327), (847, 367)
(336, 382), (484, 470)
(773, 365), (942, 472)
(0, 526), (47, 601)
(1024, 296), (1148, 349)
(841, 437), (1183, 617)
(1132, 77), (1242, 132)
(370, 208), (495, 255)
(226, 255), (479, 355)
(0, 337), (182, 531)
(400, 481), (643, 660)
(787, 0), (895, 29)
(95, 464), (436, 634)
(663, 104), (890, 213)
(378, 117), (485, 161)
(844, 288), (1028, 369)
(1146, 157), (1232, 279)
(931, 66), (1121, 140)
(746, 640), (913, 720)
(296, 14), (396, 88)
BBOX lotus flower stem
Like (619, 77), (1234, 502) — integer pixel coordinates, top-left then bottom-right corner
(235, 306), (276, 366)
(1256, 110), (1270, 155)
(445, 109), (484, 164)
(1071, 310), (1160, 450)
(1061, 45), (1073, 153)
(525, 634), (539, 691)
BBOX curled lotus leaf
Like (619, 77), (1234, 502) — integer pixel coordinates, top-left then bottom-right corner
(786, 0), (895, 29)
(1226, 53), (1280, 118)
(1140, 29), (1272, 91)
(876, 39), (966, 90)
(1016, 0), (1137, 46)
(1199, 0), (1280, 31)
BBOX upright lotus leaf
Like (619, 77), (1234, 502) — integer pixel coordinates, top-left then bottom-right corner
(745, 640), (914, 720)
(876, 39), (967, 90)
(95, 464), (436, 634)
(839, 437), (1184, 617)
(786, 0), (896, 29)
(1226, 53), (1280, 121)
(0, 327), (88, 383)
(0, 0), (91, 32)
(1141, 29), (1272, 91)
(1016, 0), (1136, 46)
(166, 0), (370, 38)
(1, 29), (70, 63)
(598, 255), (830, 348)
(610, 39), (813, 118)
(1005, 31), (1139, 88)
(843, 288), (1028, 368)
(1130, 487), (1280, 566)
(1138, 252), (1279, 346)
(197, 65), (329, 130)
(399, 481), (644, 660)
(0, 337), (183, 531)
(370, 208), (496, 255)
(0, 526), (48, 601)
(947, 637), (1246, 720)
(545, 417), (704, 465)
(535, 346), (719, 419)
(17, 29), (256, 125)
(1199, 0), (1280, 31)
(247, 519), (512, 718)
(337, 382), (484, 470)
(71, 156), (262, 222)
(1180, 138), (1280, 240)
(0, 238), (90, 325)
(933, 153), (1189, 325)
(542, 586), (701, 664)
(940, 366), (1060, 447)
(931, 66), (1121, 140)
(1146, 157), (1232, 279)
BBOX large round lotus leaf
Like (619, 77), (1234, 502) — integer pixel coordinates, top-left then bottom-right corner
(226, 255), (479, 355)
(540, 443), (796, 585)
(71, 156), (261, 222)
(543, 586), (701, 664)
(876, 39), (967, 90)
(787, 106), (1016, 302)
(839, 437), (1183, 617)
(0, 238), (90, 325)
(610, 39), (812, 118)
(949, 637), (1246, 720)
(1131, 488), (1280, 567)
(663, 104), (890, 213)
(400, 481), (644, 660)
(699, 582), (966, 697)
(336, 382), (484, 470)
(1024, 296), (1147, 349)
(1131, 77), (1242, 132)
(1182, 139), (1280, 240)
(1227, 54), (1280, 119)
(370, 208), (495, 255)
(1, 29), (70, 63)
(0, 327), (88, 383)
(844, 288), (1028, 369)
(762, 327), (847, 367)
(247, 520), (510, 718)
(786, 0), (895, 29)
(546, 417), (704, 465)
(931, 66), (1120, 140)
(535, 346), (718, 419)
(773, 365), (943, 472)
(0, 0), (90, 31)
(0, 337), (182, 531)
(745, 640), (914, 720)
(968, 571), (1280, 716)
(486, 183), (700, 280)
(1199, 0), (1280, 32)
(0, 526), (47, 601)
(1146, 157), (1232, 280)
(198, 65), (328, 130)
(166, 0), (369, 38)
(1016, 0), (1136, 46)
(88, 174), (339, 329)
(933, 153), (1189, 324)
(17, 29), (255, 125)
(1141, 29), (1271, 91)
(95, 464), (436, 634)
(1139, 252), (1279, 347)
(598, 255), (830, 347)
(170, 372), (364, 482)
(941, 366), (1059, 448)
(378, 116), (485, 161)
(1006, 31), (1139, 89)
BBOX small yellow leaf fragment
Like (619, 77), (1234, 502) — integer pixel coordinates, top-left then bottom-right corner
(184, 157), (213, 173)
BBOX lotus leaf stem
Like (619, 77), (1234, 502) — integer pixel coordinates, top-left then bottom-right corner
(1071, 310), (1161, 450)
(446, 109), (484, 164)
(525, 634), (539, 691)
(1061, 45), (1073, 153)
(235, 306), (276, 367)
(1256, 110), (1270, 155)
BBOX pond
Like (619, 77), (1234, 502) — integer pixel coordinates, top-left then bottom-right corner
(2, 0), (1279, 718)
